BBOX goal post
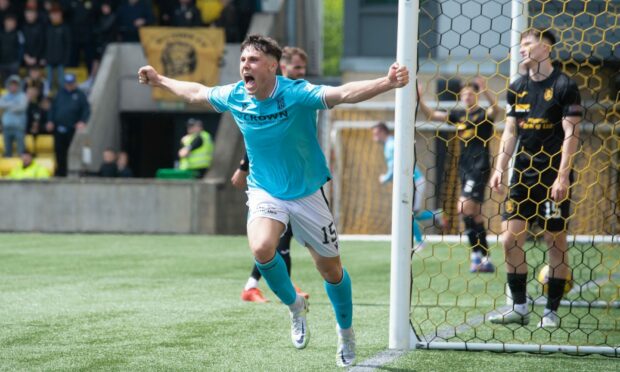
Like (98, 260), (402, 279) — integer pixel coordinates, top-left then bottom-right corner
(330, 0), (620, 357)
(389, 0), (419, 350)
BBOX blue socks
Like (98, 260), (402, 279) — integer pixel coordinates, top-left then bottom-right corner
(325, 268), (353, 329)
(412, 219), (423, 243)
(256, 252), (296, 306)
(415, 210), (434, 221)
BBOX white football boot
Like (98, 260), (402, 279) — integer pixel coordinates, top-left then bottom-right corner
(289, 296), (309, 349)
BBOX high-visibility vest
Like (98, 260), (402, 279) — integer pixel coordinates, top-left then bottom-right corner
(179, 131), (213, 170)
(7, 161), (51, 180)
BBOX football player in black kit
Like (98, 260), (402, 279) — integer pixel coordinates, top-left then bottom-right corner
(488, 28), (583, 328)
(418, 77), (502, 273)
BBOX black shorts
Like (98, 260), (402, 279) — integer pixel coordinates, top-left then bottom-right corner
(459, 168), (490, 203)
(502, 170), (571, 232)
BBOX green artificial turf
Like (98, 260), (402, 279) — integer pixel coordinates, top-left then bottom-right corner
(0, 234), (617, 371)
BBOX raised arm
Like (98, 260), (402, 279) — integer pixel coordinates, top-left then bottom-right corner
(473, 76), (503, 120)
(323, 62), (409, 108)
(138, 65), (214, 108)
(416, 84), (448, 122)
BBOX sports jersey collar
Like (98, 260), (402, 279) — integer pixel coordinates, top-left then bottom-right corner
(268, 77), (279, 98)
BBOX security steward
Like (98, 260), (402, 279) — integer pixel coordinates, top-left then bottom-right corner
(178, 118), (213, 178)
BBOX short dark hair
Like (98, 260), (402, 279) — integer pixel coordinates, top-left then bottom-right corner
(521, 28), (556, 46)
(372, 122), (390, 134)
(187, 118), (203, 128)
(281, 46), (307, 64)
(460, 82), (479, 92)
(241, 34), (282, 61)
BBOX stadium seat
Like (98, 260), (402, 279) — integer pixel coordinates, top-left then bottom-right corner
(64, 67), (89, 83)
(0, 136), (36, 155)
(25, 135), (35, 153)
(35, 135), (54, 155)
(35, 156), (56, 175)
(0, 157), (22, 177)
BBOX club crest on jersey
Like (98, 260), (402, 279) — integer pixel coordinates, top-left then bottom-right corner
(277, 97), (285, 110)
(544, 88), (553, 101)
(241, 102), (249, 111)
(505, 200), (515, 214)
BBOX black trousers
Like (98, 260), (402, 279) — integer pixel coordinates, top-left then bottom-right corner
(54, 130), (75, 177)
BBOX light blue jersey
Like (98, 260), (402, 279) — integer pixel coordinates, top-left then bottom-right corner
(208, 76), (330, 200)
(381, 135), (423, 183)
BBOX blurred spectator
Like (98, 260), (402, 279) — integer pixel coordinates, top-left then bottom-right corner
(22, 3), (45, 68)
(172, 0), (202, 27)
(25, 85), (43, 134)
(156, 0), (177, 26)
(93, 1), (118, 61)
(116, 151), (133, 177)
(117, 0), (155, 42)
(44, 5), (71, 92)
(99, 147), (118, 177)
(196, 0), (224, 25)
(6, 151), (50, 179)
(178, 118), (213, 178)
(46, 73), (90, 177)
(0, 75), (28, 157)
(216, 0), (257, 43)
(0, 13), (23, 84)
(25, 84), (52, 135)
(24, 65), (50, 102)
(67, 0), (97, 73)
(0, 0), (15, 26)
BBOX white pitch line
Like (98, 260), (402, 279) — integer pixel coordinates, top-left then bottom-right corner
(349, 349), (410, 372)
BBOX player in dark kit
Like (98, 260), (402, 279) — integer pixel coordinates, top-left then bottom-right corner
(418, 77), (501, 272)
(488, 28), (583, 328)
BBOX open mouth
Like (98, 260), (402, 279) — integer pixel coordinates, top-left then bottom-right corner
(244, 74), (256, 89)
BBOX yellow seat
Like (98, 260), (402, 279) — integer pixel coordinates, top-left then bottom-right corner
(0, 157), (22, 177)
(34, 156), (56, 174)
(25, 135), (35, 153)
(35, 135), (54, 154)
(64, 67), (89, 83)
(0, 134), (36, 155)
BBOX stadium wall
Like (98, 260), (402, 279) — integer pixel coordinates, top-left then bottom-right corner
(0, 177), (246, 234)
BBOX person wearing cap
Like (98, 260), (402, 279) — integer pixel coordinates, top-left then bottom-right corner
(0, 75), (28, 156)
(178, 118), (213, 178)
(6, 151), (50, 180)
(46, 73), (90, 177)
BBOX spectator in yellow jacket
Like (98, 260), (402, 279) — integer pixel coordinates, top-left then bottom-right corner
(7, 151), (50, 180)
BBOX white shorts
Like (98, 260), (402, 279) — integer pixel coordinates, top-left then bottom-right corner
(246, 187), (340, 257)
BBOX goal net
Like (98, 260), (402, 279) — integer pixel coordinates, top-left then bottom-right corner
(327, 0), (620, 355)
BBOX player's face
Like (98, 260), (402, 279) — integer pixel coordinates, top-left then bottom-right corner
(281, 54), (307, 80)
(520, 35), (551, 67)
(459, 87), (477, 108)
(240, 47), (278, 96)
(371, 127), (385, 143)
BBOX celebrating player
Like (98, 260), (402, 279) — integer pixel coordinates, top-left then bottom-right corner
(488, 28), (582, 328)
(418, 77), (501, 272)
(371, 122), (444, 251)
(138, 35), (409, 367)
(232, 46), (311, 304)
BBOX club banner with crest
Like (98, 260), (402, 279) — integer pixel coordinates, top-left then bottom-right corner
(139, 27), (225, 101)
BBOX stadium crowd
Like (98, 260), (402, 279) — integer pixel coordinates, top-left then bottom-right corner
(0, 0), (257, 178)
